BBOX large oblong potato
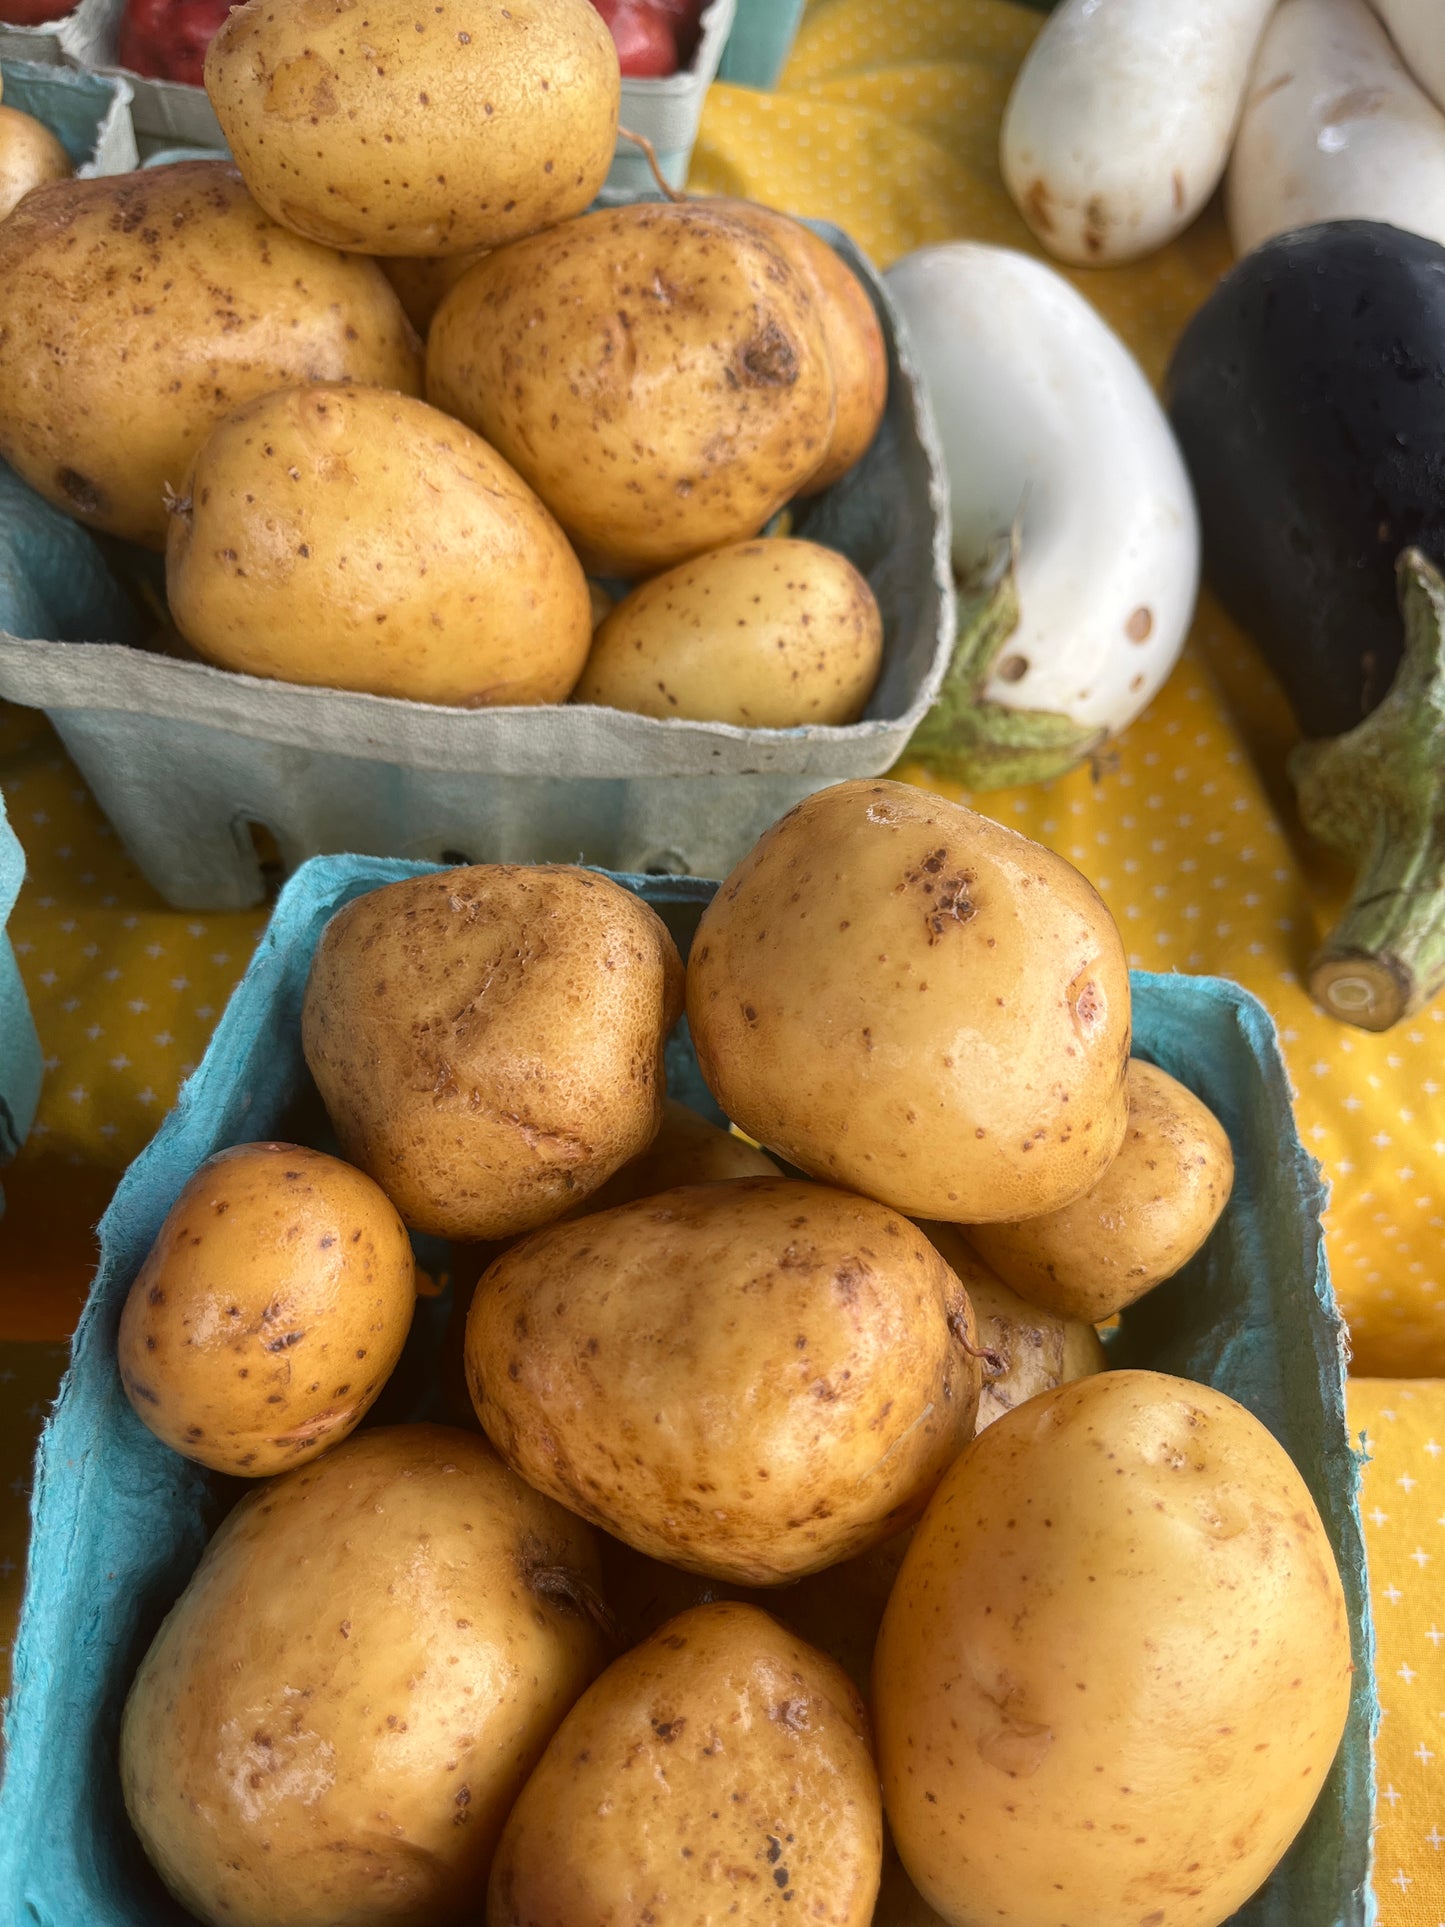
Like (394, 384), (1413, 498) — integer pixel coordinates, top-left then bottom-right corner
(488, 1603), (883, 1927)
(121, 1426), (608, 1927)
(714, 200), (888, 495)
(873, 1371), (1353, 1927)
(301, 865), (684, 1239)
(574, 536), (884, 726)
(427, 200), (837, 578)
(0, 162), (421, 549)
(206, 0), (619, 256)
(966, 1059), (1235, 1321)
(117, 1141), (416, 1475)
(921, 1221), (1106, 1432)
(167, 384), (592, 707)
(0, 104), (70, 222)
(687, 779), (1132, 1223)
(466, 1177), (982, 1584)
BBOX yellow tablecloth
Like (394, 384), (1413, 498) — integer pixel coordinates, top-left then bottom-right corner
(1, 0), (1444, 1910)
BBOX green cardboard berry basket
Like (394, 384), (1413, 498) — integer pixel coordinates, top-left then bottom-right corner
(0, 849), (1375, 1924)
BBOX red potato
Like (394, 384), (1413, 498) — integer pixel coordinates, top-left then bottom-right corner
(0, 0), (73, 22)
(592, 0), (678, 75)
(117, 0), (232, 84)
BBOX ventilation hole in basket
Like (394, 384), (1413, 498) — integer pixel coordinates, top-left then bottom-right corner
(439, 848), (474, 868)
(244, 821), (285, 903)
(641, 849), (688, 877)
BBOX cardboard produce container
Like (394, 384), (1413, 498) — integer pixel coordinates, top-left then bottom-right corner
(0, 850), (1376, 1924)
(0, 791), (42, 1211)
(0, 214), (955, 909)
(0, 52), (135, 172)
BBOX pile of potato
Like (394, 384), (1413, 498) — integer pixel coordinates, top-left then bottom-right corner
(114, 780), (1353, 1927)
(0, 0), (889, 728)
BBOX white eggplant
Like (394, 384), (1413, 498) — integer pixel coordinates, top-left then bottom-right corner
(1000, 0), (1276, 267)
(1370, 0), (1445, 113)
(1229, 0), (1445, 257)
(886, 243), (1199, 789)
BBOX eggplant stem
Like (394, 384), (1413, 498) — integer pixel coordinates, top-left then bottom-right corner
(900, 531), (1108, 789)
(1292, 547), (1445, 1031)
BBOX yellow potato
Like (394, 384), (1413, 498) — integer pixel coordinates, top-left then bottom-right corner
(301, 864), (685, 1239)
(714, 200), (888, 495)
(921, 1221), (1107, 1432)
(579, 1096), (781, 1212)
(206, 0), (618, 256)
(167, 384), (592, 707)
(466, 1177), (982, 1584)
(0, 104), (71, 223)
(574, 536), (884, 726)
(966, 1060), (1235, 1322)
(873, 1371), (1353, 1927)
(117, 1142), (416, 1475)
(121, 1425), (607, 1927)
(687, 779), (1132, 1223)
(488, 1603), (883, 1927)
(0, 162), (421, 547)
(379, 247), (489, 333)
(427, 200), (837, 577)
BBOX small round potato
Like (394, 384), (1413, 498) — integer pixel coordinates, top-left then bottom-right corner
(921, 1221), (1107, 1433)
(206, 0), (619, 256)
(466, 1177), (982, 1584)
(488, 1603), (883, 1927)
(167, 384), (592, 708)
(687, 779), (1132, 1223)
(0, 162), (421, 548)
(379, 247), (489, 334)
(427, 200), (836, 578)
(579, 1096), (781, 1213)
(715, 200), (888, 495)
(966, 1060), (1235, 1322)
(0, 104), (71, 223)
(121, 1426), (606, 1927)
(873, 1371), (1353, 1927)
(301, 864), (685, 1239)
(117, 1142), (416, 1475)
(574, 537), (884, 726)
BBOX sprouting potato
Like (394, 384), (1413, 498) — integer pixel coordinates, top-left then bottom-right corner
(205, 0), (619, 255)
(466, 1178), (982, 1584)
(117, 1142), (416, 1475)
(966, 1059), (1235, 1320)
(574, 537), (884, 727)
(687, 778), (1132, 1224)
(488, 1603), (883, 1927)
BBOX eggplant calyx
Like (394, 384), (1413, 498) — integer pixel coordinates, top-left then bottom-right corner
(900, 533), (1107, 791)
(1291, 547), (1445, 1032)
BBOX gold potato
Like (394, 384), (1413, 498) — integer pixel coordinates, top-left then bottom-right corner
(427, 200), (837, 577)
(205, 0), (619, 255)
(687, 779), (1132, 1223)
(380, 247), (489, 334)
(466, 1177), (982, 1584)
(873, 1371), (1353, 1927)
(301, 864), (685, 1239)
(0, 104), (71, 223)
(167, 384), (592, 707)
(715, 200), (888, 494)
(0, 163), (421, 548)
(488, 1603), (883, 1927)
(121, 1425), (607, 1927)
(966, 1060), (1235, 1322)
(922, 1221), (1107, 1432)
(117, 1142), (416, 1475)
(574, 536), (884, 726)
(579, 1096), (780, 1212)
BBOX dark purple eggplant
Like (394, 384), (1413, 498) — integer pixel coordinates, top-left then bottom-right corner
(1167, 220), (1445, 1032)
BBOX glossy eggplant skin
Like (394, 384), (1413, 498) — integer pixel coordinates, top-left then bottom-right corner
(1166, 220), (1445, 740)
